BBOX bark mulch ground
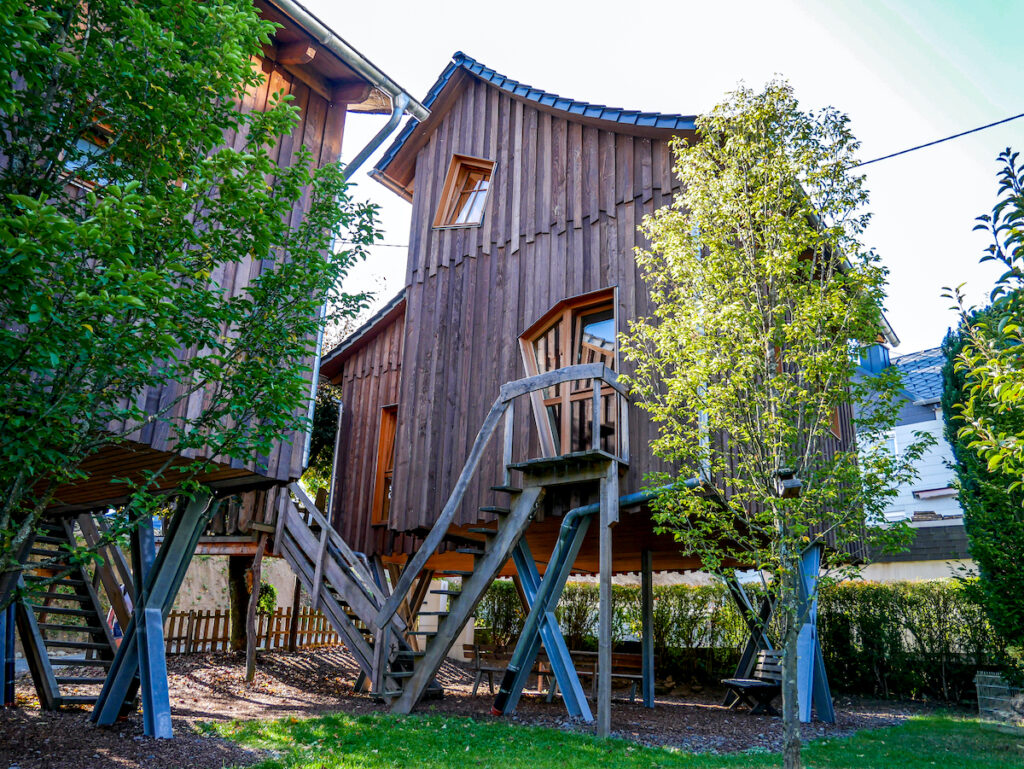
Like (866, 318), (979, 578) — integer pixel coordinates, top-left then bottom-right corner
(0, 646), (960, 769)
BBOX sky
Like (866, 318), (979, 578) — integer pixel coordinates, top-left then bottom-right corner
(312, 0), (1024, 356)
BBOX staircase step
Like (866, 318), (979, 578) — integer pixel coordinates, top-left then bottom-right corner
(28, 548), (63, 557)
(29, 606), (95, 617)
(50, 658), (112, 667)
(455, 547), (486, 556)
(394, 650), (426, 658)
(44, 639), (110, 651)
(38, 623), (104, 634)
(466, 527), (497, 535)
(479, 506), (511, 516)
(388, 671), (415, 679)
(25, 578), (85, 588)
(56, 676), (107, 685)
(430, 589), (462, 596)
(57, 696), (99, 706)
(437, 570), (474, 577)
(417, 611), (449, 617)
(29, 591), (90, 603)
(406, 630), (438, 636)
(34, 536), (69, 545)
(490, 485), (523, 494)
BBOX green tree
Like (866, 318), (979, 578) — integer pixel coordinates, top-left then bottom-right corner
(946, 149), (1024, 487)
(0, 1), (377, 602)
(942, 150), (1024, 682)
(621, 80), (928, 769)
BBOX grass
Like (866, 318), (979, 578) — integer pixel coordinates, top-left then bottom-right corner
(202, 712), (1024, 769)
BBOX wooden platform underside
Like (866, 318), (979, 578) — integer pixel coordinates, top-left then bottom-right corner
(388, 510), (745, 576)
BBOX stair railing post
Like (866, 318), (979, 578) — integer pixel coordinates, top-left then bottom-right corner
(502, 401), (514, 488)
(310, 525), (329, 610)
(591, 378), (601, 452)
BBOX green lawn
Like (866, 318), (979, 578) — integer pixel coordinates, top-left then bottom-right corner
(202, 713), (1024, 769)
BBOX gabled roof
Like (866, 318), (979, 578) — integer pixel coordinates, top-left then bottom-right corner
(319, 290), (406, 380)
(893, 347), (945, 403)
(371, 51), (697, 197)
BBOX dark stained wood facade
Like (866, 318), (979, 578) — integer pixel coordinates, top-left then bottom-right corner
(387, 75), (686, 540)
(47, 2), (398, 513)
(321, 296), (406, 554)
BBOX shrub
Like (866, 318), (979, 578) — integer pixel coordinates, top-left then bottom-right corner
(474, 579), (523, 647)
(257, 580), (277, 615)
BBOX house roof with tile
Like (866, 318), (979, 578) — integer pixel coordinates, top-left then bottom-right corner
(894, 347), (945, 403)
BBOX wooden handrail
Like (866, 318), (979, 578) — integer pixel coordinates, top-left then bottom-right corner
(374, 363), (628, 629)
(287, 483), (395, 619)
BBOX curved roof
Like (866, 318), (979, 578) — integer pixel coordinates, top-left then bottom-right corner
(372, 51), (696, 184)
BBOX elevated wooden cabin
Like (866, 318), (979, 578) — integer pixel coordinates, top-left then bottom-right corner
(320, 52), (867, 578)
(46, 0), (426, 516)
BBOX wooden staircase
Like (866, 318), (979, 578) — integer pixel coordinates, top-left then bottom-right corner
(16, 519), (117, 710)
(273, 364), (628, 713)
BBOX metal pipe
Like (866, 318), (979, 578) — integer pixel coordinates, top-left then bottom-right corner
(343, 93), (410, 179)
(267, 0), (428, 121)
(494, 478), (700, 716)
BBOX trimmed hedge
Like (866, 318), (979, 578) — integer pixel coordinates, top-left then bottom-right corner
(474, 578), (1003, 701)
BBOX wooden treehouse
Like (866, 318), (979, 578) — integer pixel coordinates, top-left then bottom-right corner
(279, 53), (849, 734)
(4, 0), (426, 738)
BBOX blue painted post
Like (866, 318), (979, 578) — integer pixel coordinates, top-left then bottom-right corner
(1, 602), (15, 706)
(92, 492), (214, 731)
(507, 538), (592, 720)
(640, 549), (655, 708)
(796, 544), (834, 723)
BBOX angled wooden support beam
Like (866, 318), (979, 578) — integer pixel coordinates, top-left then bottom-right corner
(14, 577), (60, 711)
(721, 575), (775, 707)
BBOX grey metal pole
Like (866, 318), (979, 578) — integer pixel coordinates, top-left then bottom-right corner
(641, 548), (655, 708)
(597, 461), (618, 737)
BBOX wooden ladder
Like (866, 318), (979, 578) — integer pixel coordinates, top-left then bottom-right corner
(16, 518), (118, 710)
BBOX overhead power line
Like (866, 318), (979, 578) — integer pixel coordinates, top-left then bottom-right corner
(855, 111), (1024, 168)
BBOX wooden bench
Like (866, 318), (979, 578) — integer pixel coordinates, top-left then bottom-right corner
(721, 649), (782, 716)
(541, 650), (655, 702)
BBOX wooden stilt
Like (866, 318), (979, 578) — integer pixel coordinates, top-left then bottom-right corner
(597, 460), (618, 737)
(245, 532), (269, 682)
(287, 576), (302, 652)
(1, 602), (14, 706)
(640, 548), (655, 708)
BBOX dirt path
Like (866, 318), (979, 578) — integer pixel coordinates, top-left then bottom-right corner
(0, 647), (956, 769)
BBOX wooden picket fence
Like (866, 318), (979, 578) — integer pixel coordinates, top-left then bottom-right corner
(163, 607), (344, 654)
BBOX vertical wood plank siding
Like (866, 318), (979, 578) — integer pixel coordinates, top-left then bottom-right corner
(328, 304), (406, 554)
(389, 79), (686, 539)
(123, 56), (346, 485)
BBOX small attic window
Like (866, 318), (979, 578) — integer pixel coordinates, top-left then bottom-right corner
(433, 154), (494, 228)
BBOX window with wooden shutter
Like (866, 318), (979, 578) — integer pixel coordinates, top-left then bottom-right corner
(433, 154), (494, 228)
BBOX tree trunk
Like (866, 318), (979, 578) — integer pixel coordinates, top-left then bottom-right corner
(781, 569), (802, 769)
(228, 555), (248, 652)
(245, 533), (269, 683)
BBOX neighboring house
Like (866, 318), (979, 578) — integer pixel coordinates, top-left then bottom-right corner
(859, 345), (974, 581)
